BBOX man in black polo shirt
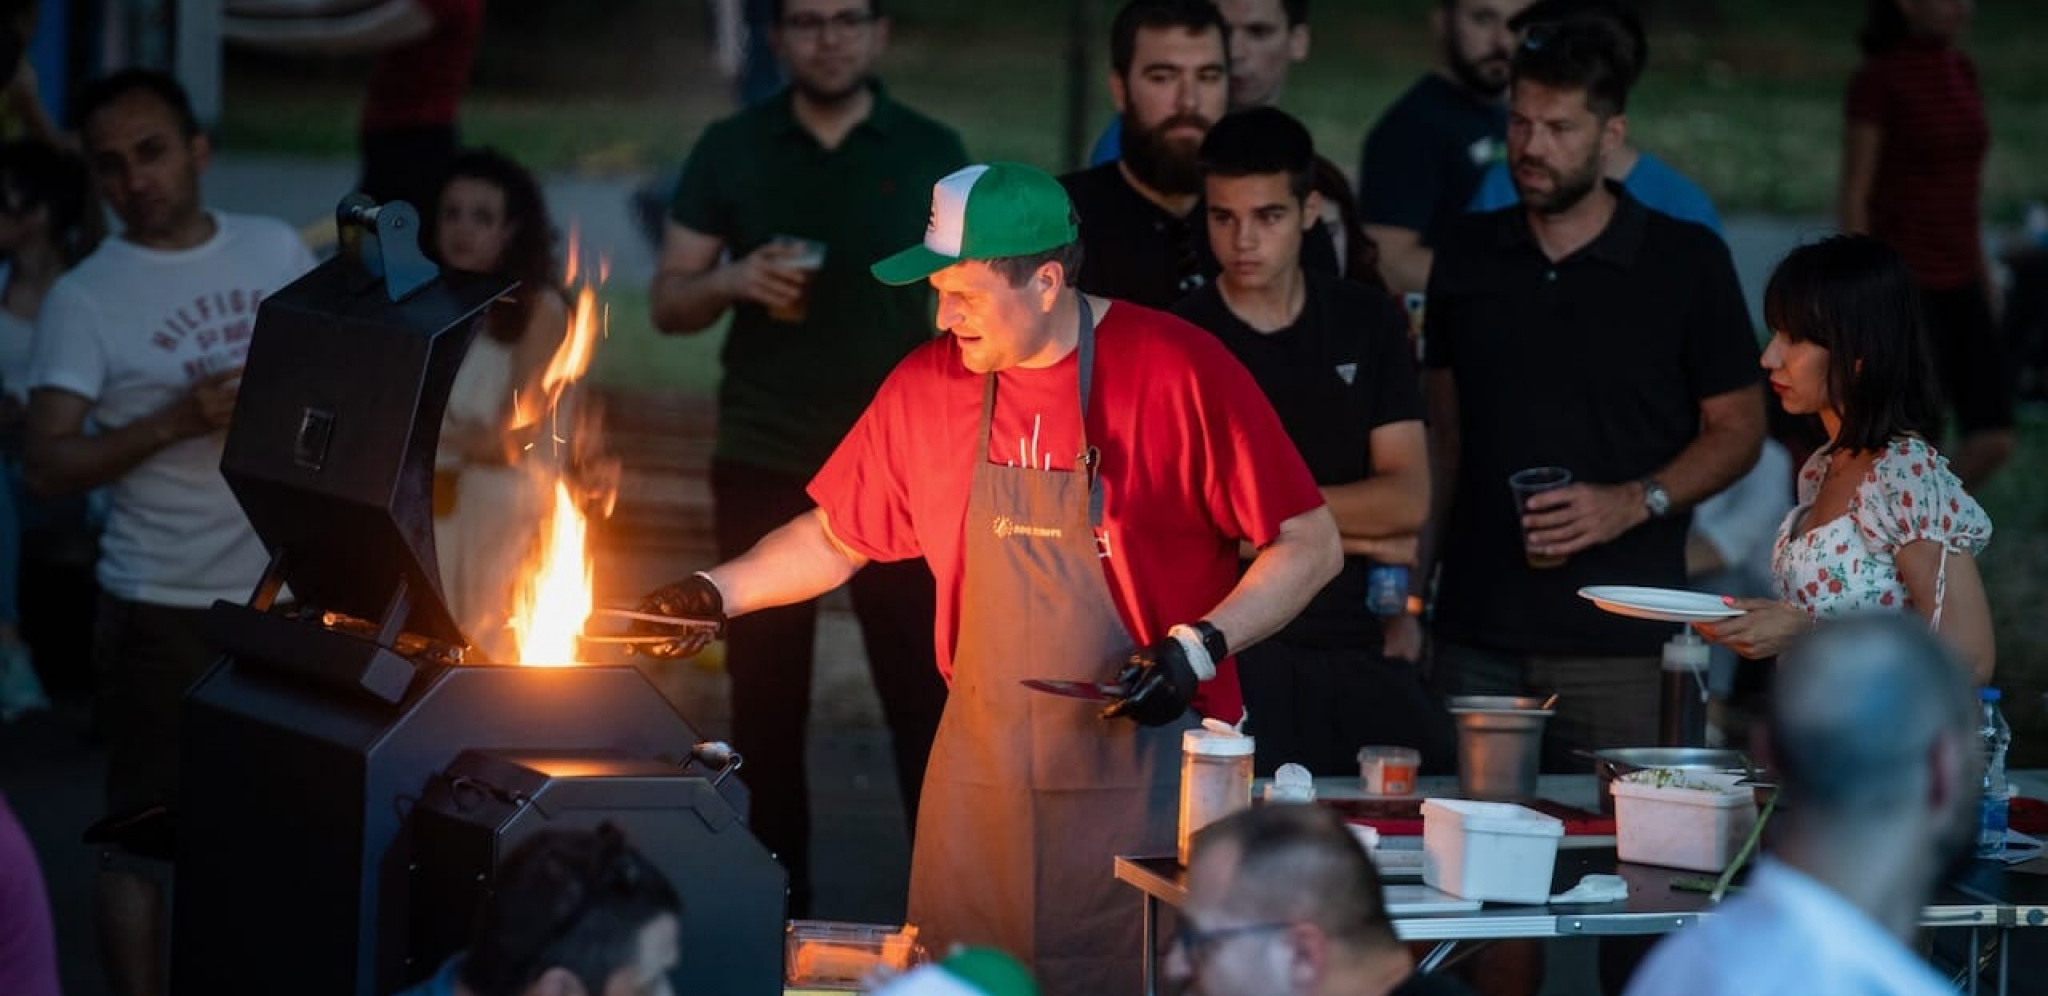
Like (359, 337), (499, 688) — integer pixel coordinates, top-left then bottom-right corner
(1174, 108), (1448, 775)
(1421, 17), (1762, 769)
(1063, 0), (1336, 310)
(649, 0), (966, 915)
(1357, 0), (1529, 296)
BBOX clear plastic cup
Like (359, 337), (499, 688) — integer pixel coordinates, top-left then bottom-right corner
(1358, 745), (1421, 796)
(1507, 466), (1573, 568)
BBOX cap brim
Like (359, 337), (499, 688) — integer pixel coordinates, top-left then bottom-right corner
(871, 244), (958, 286)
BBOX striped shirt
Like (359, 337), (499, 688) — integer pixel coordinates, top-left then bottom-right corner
(1846, 41), (1989, 290)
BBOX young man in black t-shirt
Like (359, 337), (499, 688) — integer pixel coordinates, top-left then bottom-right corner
(1174, 107), (1450, 775)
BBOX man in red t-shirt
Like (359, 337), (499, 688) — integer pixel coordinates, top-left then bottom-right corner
(634, 161), (1337, 995)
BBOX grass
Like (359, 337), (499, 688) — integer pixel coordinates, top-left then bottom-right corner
(586, 286), (725, 395)
(218, 0), (2048, 219)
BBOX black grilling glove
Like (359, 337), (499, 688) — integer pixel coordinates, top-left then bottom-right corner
(1101, 637), (1199, 726)
(628, 572), (726, 660)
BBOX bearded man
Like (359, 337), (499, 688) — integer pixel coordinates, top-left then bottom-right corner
(1416, 14), (1764, 767)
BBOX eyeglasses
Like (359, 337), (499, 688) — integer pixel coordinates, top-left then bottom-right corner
(781, 10), (877, 40)
(1170, 918), (1294, 964)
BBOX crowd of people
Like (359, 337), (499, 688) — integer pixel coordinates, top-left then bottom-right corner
(0, 0), (2029, 994)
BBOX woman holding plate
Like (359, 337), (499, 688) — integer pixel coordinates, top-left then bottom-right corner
(1696, 235), (1994, 683)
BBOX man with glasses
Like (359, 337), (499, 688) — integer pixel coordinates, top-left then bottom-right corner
(649, 0), (966, 918)
(1169, 804), (1471, 996)
(395, 823), (683, 996)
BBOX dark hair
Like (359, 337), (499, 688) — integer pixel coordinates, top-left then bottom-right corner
(1508, 0), (1647, 88)
(768, 0), (883, 20)
(1111, 0), (1229, 77)
(1310, 157), (1383, 290)
(1858, 0), (1910, 55)
(1193, 804), (1397, 948)
(1510, 14), (1631, 117)
(0, 139), (105, 266)
(985, 210), (1086, 288)
(1199, 106), (1316, 201)
(424, 147), (560, 345)
(1762, 234), (1942, 452)
(460, 824), (682, 996)
(74, 69), (202, 139)
(1280, 0), (1308, 26)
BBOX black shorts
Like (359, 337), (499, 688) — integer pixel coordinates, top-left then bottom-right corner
(1923, 283), (2016, 433)
(94, 594), (221, 817)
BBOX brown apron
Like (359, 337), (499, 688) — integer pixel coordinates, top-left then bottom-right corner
(906, 297), (1193, 995)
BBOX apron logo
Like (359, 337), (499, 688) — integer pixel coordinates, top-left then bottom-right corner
(1095, 528), (1113, 560)
(993, 515), (1062, 540)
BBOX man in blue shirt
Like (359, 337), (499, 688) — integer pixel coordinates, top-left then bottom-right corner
(1089, 0), (1310, 165)
(1355, 0), (1530, 296)
(1463, 0), (1722, 233)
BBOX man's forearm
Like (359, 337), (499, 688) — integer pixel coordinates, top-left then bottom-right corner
(26, 407), (190, 498)
(1321, 473), (1428, 540)
(1654, 395), (1765, 512)
(650, 265), (737, 334)
(704, 509), (867, 617)
(1201, 507), (1341, 655)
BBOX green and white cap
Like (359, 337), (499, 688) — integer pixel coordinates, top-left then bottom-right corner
(871, 162), (1078, 286)
(870, 947), (1038, 996)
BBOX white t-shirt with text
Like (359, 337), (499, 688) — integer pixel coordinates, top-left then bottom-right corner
(29, 212), (316, 607)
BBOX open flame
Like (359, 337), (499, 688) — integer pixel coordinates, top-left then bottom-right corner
(506, 239), (607, 665)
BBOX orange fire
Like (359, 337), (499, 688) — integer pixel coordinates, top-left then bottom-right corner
(506, 242), (607, 665)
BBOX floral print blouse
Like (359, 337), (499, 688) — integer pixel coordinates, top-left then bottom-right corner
(1771, 436), (1992, 620)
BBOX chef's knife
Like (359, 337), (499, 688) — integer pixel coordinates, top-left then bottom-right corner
(1019, 679), (1126, 701)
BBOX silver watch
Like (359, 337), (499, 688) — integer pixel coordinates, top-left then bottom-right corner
(1640, 478), (1672, 518)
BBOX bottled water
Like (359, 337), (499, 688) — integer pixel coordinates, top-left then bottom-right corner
(1978, 687), (2012, 859)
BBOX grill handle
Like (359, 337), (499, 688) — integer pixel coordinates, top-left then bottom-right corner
(686, 741), (744, 788)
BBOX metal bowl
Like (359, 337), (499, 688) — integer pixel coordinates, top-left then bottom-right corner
(1587, 747), (1754, 814)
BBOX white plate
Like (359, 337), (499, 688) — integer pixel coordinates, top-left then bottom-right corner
(1578, 585), (1742, 623)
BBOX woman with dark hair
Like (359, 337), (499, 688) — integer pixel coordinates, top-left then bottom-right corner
(1697, 235), (1993, 683)
(0, 138), (100, 719)
(1839, 0), (2009, 489)
(425, 148), (568, 662)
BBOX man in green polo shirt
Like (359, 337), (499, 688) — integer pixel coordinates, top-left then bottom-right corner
(649, 0), (966, 917)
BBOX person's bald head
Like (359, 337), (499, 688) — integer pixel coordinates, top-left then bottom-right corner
(1771, 615), (1980, 820)
(1191, 804), (1397, 947)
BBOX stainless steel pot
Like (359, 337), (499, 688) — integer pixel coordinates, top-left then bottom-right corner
(1586, 747), (1753, 814)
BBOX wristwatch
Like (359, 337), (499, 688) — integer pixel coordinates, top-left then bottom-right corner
(1640, 477), (1672, 518)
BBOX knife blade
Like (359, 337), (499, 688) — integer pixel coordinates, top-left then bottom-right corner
(1019, 678), (1126, 701)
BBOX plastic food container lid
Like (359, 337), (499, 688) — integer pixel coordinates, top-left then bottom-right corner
(1420, 798), (1565, 837)
(1184, 729), (1257, 756)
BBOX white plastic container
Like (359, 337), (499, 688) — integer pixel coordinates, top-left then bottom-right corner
(1178, 729), (1255, 864)
(1420, 798), (1563, 904)
(1611, 771), (1758, 872)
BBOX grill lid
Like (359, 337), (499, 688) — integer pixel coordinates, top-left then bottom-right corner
(221, 199), (517, 650)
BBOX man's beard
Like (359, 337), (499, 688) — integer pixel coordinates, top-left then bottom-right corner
(1514, 151), (1603, 215)
(1445, 35), (1511, 98)
(1121, 109), (1211, 196)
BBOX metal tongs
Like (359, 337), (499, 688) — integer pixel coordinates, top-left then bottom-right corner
(578, 606), (723, 645)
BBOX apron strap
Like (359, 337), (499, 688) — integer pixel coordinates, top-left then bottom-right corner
(975, 294), (1106, 528)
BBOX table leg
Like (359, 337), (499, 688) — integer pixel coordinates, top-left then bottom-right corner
(1997, 928), (2008, 996)
(1967, 927), (1980, 996)
(1143, 892), (1159, 996)
(1417, 941), (1460, 974)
